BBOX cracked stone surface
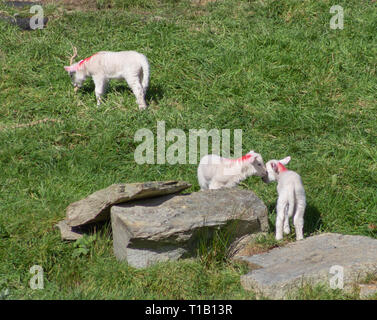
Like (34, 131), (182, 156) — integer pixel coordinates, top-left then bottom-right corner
(57, 181), (191, 240)
(240, 233), (377, 299)
(111, 188), (268, 268)
(65, 181), (191, 227)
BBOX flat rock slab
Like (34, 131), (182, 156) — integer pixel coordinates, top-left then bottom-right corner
(111, 188), (268, 268)
(56, 220), (83, 241)
(240, 233), (377, 299)
(66, 181), (191, 227)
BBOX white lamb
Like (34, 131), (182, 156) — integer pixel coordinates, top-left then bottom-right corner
(64, 49), (149, 110)
(262, 156), (306, 241)
(197, 151), (267, 190)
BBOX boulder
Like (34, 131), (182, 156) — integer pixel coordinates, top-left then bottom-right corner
(111, 188), (268, 268)
(240, 233), (377, 299)
(66, 181), (191, 227)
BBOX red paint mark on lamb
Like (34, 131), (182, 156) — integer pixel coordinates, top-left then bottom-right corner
(78, 53), (97, 67)
(278, 162), (288, 173)
(227, 154), (252, 162)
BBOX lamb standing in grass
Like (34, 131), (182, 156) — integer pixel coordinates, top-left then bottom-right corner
(64, 49), (149, 110)
(197, 151), (267, 190)
(262, 156), (306, 241)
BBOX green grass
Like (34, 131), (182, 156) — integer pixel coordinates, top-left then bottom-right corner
(0, 0), (376, 299)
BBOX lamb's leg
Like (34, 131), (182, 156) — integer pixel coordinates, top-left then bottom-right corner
(208, 180), (223, 190)
(125, 76), (147, 110)
(275, 198), (286, 240)
(293, 201), (305, 240)
(197, 168), (209, 190)
(283, 206), (290, 235)
(200, 184), (209, 191)
(93, 76), (107, 106)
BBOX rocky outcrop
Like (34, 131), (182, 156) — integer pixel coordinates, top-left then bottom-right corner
(111, 188), (268, 268)
(57, 181), (191, 240)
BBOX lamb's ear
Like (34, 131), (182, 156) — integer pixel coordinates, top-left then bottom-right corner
(248, 154), (256, 163)
(280, 156), (291, 165)
(271, 162), (278, 172)
(246, 150), (257, 162)
(64, 64), (78, 73)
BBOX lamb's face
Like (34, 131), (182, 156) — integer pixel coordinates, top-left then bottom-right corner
(64, 63), (86, 91)
(70, 70), (86, 90)
(246, 151), (267, 178)
(262, 156), (291, 183)
(263, 160), (279, 183)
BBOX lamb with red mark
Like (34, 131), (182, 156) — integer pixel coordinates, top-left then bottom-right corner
(64, 49), (150, 109)
(78, 54), (97, 67)
(263, 156), (306, 241)
(197, 150), (267, 190)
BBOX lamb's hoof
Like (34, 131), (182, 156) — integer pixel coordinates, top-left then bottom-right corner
(139, 105), (147, 111)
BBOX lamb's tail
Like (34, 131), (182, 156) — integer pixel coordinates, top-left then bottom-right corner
(140, 54), (150, 96)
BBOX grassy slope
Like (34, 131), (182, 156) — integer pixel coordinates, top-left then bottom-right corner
(0, 0), (376, 299)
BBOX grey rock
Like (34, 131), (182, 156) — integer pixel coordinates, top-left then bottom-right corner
(359, 283), (377, 299)
(240, 233), (377, 299)
(111, 188), (268, 268)
(66, 181), (191, 227)
(0, 13), (48, 30)
(56, 220), (83, 241)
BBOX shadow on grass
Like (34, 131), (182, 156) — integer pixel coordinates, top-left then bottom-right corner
(146, 84), (164, 103)
(304, 204), (322, 235)
(267, 202), (322, 237)
(79, 82), (95, 94)
(70, 220), (112, 239)
(79, 82), (164, 104)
